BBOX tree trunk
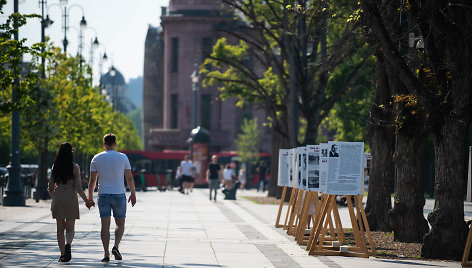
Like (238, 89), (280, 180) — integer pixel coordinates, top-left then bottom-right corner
(422, 117), (469, 259)
(303, 104), (322, 146)
(36, 136), (49, 201)
(388, 113), (429, 242)
(268, 117), (291, 198)
(365, 55), (395, 231)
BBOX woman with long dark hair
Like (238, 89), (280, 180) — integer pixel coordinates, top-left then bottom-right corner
(48, 142), (93, 262)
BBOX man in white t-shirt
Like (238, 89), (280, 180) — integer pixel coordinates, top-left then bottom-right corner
(88, 133), (136, 263)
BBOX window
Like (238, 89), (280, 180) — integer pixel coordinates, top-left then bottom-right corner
(201, 94), (211, 130)
(201, 37), (212, 63)
(171, 94), (178, 129)
(171, 37), (179, 73)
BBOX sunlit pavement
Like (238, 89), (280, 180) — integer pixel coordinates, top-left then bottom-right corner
(0, 188), (464, 267)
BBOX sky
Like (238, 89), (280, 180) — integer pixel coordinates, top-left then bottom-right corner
(3, 0), (169, 83)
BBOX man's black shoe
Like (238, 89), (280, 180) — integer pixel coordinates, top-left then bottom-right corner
(101, 256), (110, 263)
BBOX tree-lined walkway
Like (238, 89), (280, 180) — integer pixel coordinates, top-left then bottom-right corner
(0, 189), (465, 267)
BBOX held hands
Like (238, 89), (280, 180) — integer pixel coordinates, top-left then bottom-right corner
(85, 199), (95, 209)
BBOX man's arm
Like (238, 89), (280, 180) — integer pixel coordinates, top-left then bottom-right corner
(125, 169), (136, 206)
(88, 171), (98, 202)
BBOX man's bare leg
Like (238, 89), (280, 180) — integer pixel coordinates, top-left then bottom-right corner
(101, 217), (111, 258)
(114, 218), (125, 248)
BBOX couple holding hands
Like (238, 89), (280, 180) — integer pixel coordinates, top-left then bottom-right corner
(48, 134), (136, 263)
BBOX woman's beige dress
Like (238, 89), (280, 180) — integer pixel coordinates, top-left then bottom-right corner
(48, 163), (82, 219)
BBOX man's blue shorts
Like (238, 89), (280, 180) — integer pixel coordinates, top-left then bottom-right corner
(98, 193), (127, 219)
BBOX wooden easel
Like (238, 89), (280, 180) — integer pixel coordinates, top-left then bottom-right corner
(307, 194), (375, 258)
(462, 221), (472, 266)
(282, 188), (299, 230)
(287, 189), (304, 235)
(295, 191), (320, 245)
(306, 194), (344, 252)
(275, 186), (288, 228)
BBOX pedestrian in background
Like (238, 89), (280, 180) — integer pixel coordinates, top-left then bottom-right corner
(178, 155), (195, 195)
(207, 155), (222, 201)
(238, 166), (246, 190)
(223, 164), (234, 189)
(48, 142), (93, 263)
(256, 161), (267, 192)
(175, 166), (182, 192)
(88, 133), (136, 263)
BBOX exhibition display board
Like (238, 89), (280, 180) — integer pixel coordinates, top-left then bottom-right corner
(275, 142), (375, 258)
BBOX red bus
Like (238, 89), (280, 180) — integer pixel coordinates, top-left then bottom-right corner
(120, 150), (188, 190)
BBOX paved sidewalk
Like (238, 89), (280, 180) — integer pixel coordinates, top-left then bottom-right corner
(0, 188), (463, 267)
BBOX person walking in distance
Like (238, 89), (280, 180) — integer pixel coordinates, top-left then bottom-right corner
(238, 166), (246, 190)
(48, 142), (94, 262)
(178, 155), (195, 195)
(88, 134), (136, 263)
(207, 155), (222, 201)
(256, 161), (267, 192)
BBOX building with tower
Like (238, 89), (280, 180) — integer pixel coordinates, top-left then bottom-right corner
(101, 66), (134, 113)
(142, 0), (271, 154)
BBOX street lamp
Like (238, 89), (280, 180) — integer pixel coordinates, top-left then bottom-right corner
(109, 66), (117, 111)
(189, 62), (199, 161)
(46, 0), (87, 53)
(98, 51), (108, 88)
(34, 0), (53, 203)
(190, 62), (199, 129)
(3, 0), (25, 206)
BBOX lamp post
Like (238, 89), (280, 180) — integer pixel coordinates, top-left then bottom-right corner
(190, 62), (199, 129)
(3, 0), (25, 206)
(33, 0), (54, 202)
(46, 0), (87, 53)
(109, 67), (117, 111)
(189, 62), (199, 161)
(87, 28), (100, 79)
(99, 51), (108, 85)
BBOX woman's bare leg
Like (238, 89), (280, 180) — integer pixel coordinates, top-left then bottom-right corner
(56, 219), (66, 255)
(65, 219), (76, 245)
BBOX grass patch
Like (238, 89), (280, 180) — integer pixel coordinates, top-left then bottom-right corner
(241, 196), (279, 205)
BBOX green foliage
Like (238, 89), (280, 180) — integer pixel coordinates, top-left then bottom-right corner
(0, 1), (44, 113)
(1, 45), (142, 163)
(236, 118), (261, 166)
(201, 38), (283, 108)
(205, 1), (372, 148)
(325, 54), (375, 143)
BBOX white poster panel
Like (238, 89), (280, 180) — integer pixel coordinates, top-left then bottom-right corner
(290, 149), (297, 188)
(298, 147), (308, 190)
(326, 141), (364, 195)
(306, 145), (320, 191)
(294, 147), (306, 190)
(277, 149), (290, 187)
(319, 143), (329, 193)
(294, 147), (300, 189)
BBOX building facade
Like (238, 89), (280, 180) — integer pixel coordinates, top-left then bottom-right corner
(143, 25), (165, 150)
(143, 0), (271, 153)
